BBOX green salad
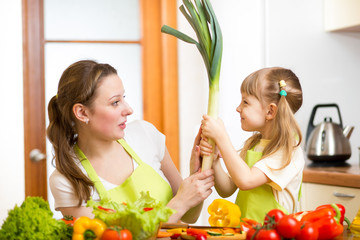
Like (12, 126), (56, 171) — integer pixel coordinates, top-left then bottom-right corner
(0, 197), (70, 240)
(87, 191), (175, 240)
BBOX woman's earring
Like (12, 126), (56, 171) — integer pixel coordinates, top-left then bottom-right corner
(85, 119), (89, 125)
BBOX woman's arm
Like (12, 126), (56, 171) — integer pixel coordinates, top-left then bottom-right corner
(59, 206), (94, 219)
(161, 142), (214, 223)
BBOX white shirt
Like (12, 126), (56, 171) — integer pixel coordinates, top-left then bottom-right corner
(49, 120), (168, 210)
(253, 139), (305, 213)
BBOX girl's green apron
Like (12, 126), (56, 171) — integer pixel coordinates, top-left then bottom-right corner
(74, 139), (173, 204)
(235, 149), (288, 223)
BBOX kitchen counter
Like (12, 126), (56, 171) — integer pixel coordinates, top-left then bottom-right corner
(156, 229), (359, 239)
(303, 159), (360, 188)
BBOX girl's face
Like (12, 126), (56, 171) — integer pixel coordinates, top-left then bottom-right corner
(87, 74), (133, 140)
(236, 92), (267, 133)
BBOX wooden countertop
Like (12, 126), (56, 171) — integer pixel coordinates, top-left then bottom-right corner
(303, 159), (360, 188)
(157, 229), (358, 239)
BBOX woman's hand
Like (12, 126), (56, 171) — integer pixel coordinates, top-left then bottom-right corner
(190, 127), (202, 175)
(201, 114), (226, 142)
(174, 169), (214, 209)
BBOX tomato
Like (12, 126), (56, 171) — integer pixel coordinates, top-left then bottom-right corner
(120, 229), (132, 240)
(101, 228), (132, 240)
(295, 221), (319, 240)
(276, 215), (301, 239)
(264, 209), (285, 226)
(246, 228), (257, 240)
(255, 229), (281, 240)
(61, 215), (76, 225)
(195, 234), (207, 240)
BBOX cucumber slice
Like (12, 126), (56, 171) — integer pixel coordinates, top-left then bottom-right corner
(207, 230), (222, 236)
(224, 233), (235, 236)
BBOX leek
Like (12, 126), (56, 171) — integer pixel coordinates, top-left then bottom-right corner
(161, 0), (223, 170)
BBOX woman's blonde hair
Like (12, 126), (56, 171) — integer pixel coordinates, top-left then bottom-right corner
(240, 67), (303, 169)
(47, 60), (117, 205)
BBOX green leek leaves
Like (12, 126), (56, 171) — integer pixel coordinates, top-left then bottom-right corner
(161, 0), (223, 170)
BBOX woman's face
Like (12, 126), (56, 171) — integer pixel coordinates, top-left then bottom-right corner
(236, 92), (267, 133)
(87, 74), (133, 140)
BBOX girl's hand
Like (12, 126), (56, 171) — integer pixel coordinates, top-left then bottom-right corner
(200, 136), (221, 159)
(201, 114), (226, 141)
(200, 136), (213, 156)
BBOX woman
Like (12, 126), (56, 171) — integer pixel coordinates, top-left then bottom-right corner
(48, 60), (214, 223)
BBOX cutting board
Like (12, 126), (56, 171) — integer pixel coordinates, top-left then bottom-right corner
(180, 232), (246, 240)
(159, 223), (246, 240)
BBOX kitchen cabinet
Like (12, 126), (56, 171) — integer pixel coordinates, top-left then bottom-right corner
(301, 160), (360, 223)
(324, 0), (360, 32)
(300, 182), (359, 222)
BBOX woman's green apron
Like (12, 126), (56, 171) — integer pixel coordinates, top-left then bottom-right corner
(235, 149), (288, 223)
(74, 139), (173, 204)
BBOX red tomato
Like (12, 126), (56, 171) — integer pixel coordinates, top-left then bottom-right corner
(61, 215), (76, 225)
(295, 221), (319, 240)
(246, 228), (257, 240)
(101, 229), (120, 240)
(255, 229), (281, 240)
(195, 234), (207, 240)
(276, 215), (301, 238)
(264, 209), (285, 226)
(101, 228), (132, 240)
(119, 229), (132, 240)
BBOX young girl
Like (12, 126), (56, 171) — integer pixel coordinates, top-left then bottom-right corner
(200, 67), (304, 223)
(47, 60), (214, 223)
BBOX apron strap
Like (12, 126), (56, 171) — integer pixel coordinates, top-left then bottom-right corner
(118, 138), (143, 165)
(74, 144), (109, 200)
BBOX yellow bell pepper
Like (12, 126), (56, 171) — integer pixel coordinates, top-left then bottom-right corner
(72, 216), (107, 240)
(208, 199), (241, 227)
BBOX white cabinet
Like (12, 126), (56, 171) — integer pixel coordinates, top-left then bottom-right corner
(300, 183), (360, 222)
(324, 0), (360, 32)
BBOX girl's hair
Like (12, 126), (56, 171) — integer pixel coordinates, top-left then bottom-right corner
(47, 60), (117, 205)
(240, 67), (303, 169)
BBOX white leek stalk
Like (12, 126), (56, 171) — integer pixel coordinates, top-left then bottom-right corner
(161, 0), (223, 170)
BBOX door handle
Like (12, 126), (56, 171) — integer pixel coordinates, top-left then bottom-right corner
(333, 192), (355, 198)
(29, 149), (46, 162)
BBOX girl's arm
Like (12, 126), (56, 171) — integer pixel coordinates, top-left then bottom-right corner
(200, 138), (237, 197)
(161, 146), (214, 223)
(201, 115), (269, 190)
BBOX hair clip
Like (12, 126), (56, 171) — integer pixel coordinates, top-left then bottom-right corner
(279, 80), (286, 88)
(279, 90), (287, 96)
(55, 94), (58, 99)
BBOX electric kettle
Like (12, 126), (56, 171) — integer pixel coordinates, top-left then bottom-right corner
(305, 103), (354, 163)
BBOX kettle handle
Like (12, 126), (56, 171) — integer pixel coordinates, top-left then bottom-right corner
(305, 103), (343, 143)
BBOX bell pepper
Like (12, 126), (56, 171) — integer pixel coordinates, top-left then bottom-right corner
(301, 205), (338, 223)
(315, 215), (343, 240)
(72, 216), (107, 240)
(316, 203), (351, 227)
(208, 199), (241, 227)
(302, 203), (343, 240)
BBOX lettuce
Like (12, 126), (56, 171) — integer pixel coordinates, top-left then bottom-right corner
(0, 197), (70, 240)
(87, 191), (175, 240)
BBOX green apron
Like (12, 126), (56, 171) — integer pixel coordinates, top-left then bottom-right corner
(74, 139), (173, 205)
(235, 149), (288, 223)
